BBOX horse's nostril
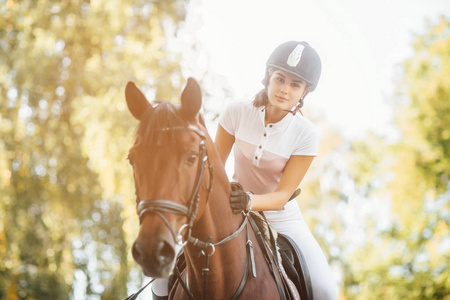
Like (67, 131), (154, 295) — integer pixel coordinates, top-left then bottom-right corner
(157, 240), (175, 265)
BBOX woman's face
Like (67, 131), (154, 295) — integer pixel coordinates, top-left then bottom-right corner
(266, 69), (310, 112)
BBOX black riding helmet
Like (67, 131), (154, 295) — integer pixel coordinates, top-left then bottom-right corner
(263, 41), (322, 92)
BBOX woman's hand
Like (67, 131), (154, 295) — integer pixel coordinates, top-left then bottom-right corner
(229, 182), (252, 214)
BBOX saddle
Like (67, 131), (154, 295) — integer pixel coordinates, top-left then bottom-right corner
(277, 233), (313, 300)
(168, 213), (313, 300)
(248, 212), (313, 300)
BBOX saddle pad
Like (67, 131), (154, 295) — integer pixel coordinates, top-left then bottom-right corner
(278, 259), (301, 300)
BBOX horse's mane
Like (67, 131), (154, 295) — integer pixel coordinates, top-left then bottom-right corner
(250, 211), (282, 264)
(250, 211), (273, 242)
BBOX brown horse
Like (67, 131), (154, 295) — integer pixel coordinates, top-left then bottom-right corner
(125, 78), (288, 299)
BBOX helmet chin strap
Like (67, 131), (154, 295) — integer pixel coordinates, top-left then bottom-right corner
(289, 102), (303, 115)
(290, 90), (309, 115)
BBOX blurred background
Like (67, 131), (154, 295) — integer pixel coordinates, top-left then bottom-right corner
(0, 0), (449, 299)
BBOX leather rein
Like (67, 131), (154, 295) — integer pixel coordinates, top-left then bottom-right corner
(131, 124), (256, 300)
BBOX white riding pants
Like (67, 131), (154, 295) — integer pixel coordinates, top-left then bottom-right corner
(152, 278), (169, 297)
(264, 200), (338, 300)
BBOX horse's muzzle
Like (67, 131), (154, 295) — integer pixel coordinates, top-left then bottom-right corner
(132, 235), (176, 278)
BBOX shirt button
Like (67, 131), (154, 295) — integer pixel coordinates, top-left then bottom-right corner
(264, 133), (266, 137)
(269, 125), (273, 128)
(255, 156), (258, 160)
(259, 145), (262, 149)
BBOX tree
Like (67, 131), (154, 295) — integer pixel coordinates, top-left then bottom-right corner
(385, 16), (450, 299)
(0, 0), (188, 298)
(327, 16), (450, 299)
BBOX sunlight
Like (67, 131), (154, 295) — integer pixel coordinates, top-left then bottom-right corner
(180, 0), (449, 139)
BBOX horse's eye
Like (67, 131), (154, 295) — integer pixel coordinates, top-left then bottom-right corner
(185, 152), (198, 166)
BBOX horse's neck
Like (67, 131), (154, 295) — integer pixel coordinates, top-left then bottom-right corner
(182, 137), (252, 293)
(184, 186), (248, 292)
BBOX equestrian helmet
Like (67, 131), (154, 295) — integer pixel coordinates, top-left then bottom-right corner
(263, 41), (322, 91)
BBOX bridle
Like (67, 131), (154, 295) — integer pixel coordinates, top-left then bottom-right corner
(136, 124), (214, 246)
(131, 124), (258, 300)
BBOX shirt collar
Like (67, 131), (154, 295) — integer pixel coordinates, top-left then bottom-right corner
(258, 106), (294, 128)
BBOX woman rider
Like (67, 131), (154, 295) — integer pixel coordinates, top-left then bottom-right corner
(215, 41), (338, 299)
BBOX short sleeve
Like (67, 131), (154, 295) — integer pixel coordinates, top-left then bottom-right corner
(292, 121), (319, 156)
(218, 101), (243, 136)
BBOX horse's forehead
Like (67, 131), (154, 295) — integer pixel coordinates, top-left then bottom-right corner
(180, 129), (202, 144)
(130, 128), (200, 157)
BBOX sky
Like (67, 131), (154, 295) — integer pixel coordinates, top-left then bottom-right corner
(178, 0), (449, 139)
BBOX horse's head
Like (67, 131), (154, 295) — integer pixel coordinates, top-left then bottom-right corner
(125, 78), (213, 277)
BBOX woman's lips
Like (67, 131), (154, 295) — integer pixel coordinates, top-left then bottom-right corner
(276, 95), (288, 102)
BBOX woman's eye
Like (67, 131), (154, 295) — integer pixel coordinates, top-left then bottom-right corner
(185, 152), (198, 166)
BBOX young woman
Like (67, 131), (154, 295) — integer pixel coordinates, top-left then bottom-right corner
(215, 41), (338, 299)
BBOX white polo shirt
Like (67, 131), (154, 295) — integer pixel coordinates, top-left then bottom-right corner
(219, 101), (319, 195)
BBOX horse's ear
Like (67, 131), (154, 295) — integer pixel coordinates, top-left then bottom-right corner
(180, 78), (202, 121)
(125, 82), (151, 120)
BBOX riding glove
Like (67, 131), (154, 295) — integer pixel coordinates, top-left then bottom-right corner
(230, 182), (252, 214)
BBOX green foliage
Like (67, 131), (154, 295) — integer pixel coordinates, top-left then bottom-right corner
(334, 17), (450, 299)
(399, 16), (450, 196)
(0, 0), (188, 298)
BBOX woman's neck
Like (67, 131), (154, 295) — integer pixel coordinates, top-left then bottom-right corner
(264, 106), (288, 126)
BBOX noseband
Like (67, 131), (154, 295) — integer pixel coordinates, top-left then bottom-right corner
(136, 124), (214, 245)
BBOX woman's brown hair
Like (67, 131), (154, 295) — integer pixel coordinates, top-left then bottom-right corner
(252, 89), (269, 108)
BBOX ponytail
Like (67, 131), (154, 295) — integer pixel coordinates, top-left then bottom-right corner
(252, 89), (269, 108)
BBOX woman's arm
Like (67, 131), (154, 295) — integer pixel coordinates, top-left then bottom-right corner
(251, 155), (314, 211)
(215, 124), (235, 164)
